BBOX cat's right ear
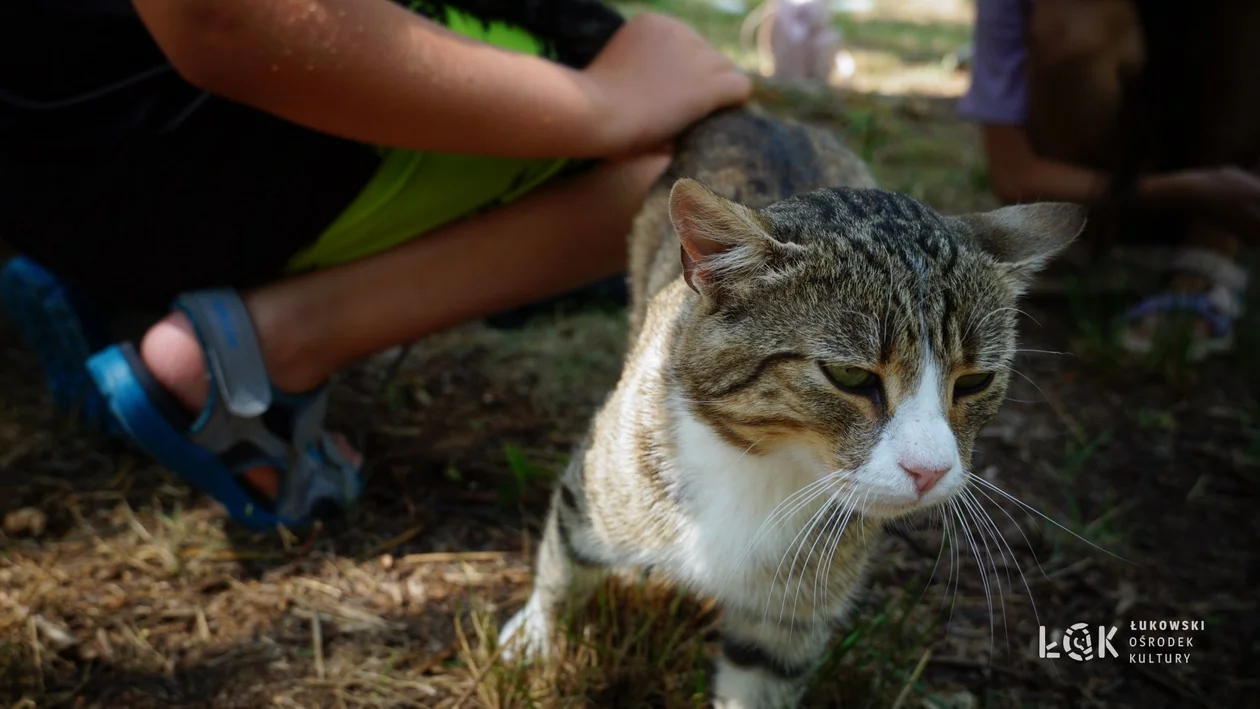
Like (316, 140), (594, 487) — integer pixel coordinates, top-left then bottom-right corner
(669, 178), (776, 299)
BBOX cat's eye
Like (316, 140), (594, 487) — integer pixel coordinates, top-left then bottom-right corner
(953, 372), (995, 396)
(822, 363), (879, 391)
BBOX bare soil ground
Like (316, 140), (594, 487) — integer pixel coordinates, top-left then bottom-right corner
(3, 3), (1259, 708)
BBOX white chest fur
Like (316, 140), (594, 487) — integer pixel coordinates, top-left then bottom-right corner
(664, 398), (852, 613)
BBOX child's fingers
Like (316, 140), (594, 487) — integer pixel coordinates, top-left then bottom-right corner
(721, 71), (755, 104)
(699, 70), (754, 116)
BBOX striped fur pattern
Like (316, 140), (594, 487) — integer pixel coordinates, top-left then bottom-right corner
(501, 108), (1085, 708)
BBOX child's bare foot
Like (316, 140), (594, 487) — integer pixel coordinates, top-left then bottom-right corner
(139, 309), (362, 504)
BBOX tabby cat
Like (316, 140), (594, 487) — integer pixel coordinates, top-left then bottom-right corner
(499, 107), (1084, 708)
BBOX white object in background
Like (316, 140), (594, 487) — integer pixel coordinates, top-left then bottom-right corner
(834, 47), (857, 79)
(709, 0), (749, 15)
(831, 0), (874, 12)
(743, 0), (857, 83)
(771, 0), (838, 79)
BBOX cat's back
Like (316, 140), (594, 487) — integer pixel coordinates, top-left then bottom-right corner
(627, 106), (877, 337)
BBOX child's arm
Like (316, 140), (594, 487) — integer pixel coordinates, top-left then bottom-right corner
(132, 0), (750, 159)
(963, 0), (1260, 236)
(979, 124), (1110, 205)
(982, 124), (1260, 238)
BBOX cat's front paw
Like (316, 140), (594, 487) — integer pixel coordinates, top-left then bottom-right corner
(497, 597), (554, 663)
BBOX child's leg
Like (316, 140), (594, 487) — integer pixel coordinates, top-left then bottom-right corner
(136, 151), (671, 515)
(2, 0), (645, 528)
(146, 153), (671, 408)
(1016, 0), (1140, 290)
(1025, 0), (1142, 171)
(1023, 0), (1252, 359)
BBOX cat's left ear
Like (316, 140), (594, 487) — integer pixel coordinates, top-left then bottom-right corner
(952, 202), (1087, 291)
(669, 178), (779, 300)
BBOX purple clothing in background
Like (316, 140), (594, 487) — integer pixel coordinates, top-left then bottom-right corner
(957, 0), (1034, 125)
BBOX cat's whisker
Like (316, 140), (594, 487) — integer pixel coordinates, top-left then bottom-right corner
(809, 491), (859, 613)
(942, 501), (962, 632)
(962, 306), (1005, 344)
(738, 472), (847, 570)
(764, 485), (844, 626)
(994, 362), (1049, 405)
(962, 487), (1015, 603)
(794, 495), (850, 623)
(767, 471), (856, 543)
(747, 480), (836, 591)
(990, 348), (1072, 357)
(796, 496), (847, 619)
(776, 488), (850, 626)
(967, 474), (1131, 563)
(742, 472), (834, 549)
(964, 485), (1044, 634)
(971, 305), (1041, 339)
(857, 489), (872, 547)
(969, 480), (1049, 578)
(738, 436), (765, 460)
(937, 510), (950, 604)
(813, 488), (874, 616)
(815, 494), (861, 612)
(951, 498), (997, 660)
(914, 503), (951, 610)
(781, 483), (862, 626)
(959, 489), (1011, 660)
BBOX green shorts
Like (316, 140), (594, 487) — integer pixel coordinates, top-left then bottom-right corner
(283, 6), (579, 273)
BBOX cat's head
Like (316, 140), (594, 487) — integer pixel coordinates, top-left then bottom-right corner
(667, 178), (1085, 520)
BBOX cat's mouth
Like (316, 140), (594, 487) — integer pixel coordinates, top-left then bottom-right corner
(849, 495), (934, 521)
(842, 477), (961, 520)
(860, 499), (920, 518)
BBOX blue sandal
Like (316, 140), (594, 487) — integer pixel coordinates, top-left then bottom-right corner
(86, 290), (363, 530)
(0, 256), (362, 531)
(1119, 247), (1247, 362)
(0, 256), (120, 435)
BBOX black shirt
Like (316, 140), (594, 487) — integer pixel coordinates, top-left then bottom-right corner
(0, 0), (211, 153)
(0, 0), (623, 309)
(0, 0), (383, 309)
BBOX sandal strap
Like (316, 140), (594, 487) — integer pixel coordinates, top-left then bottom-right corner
(279, 428), (359, 522)
(172, 290), (288, 460)
(1125, 291), (1235, 338)
(174, 290), (274, 418)
(167, 289), (360, 523)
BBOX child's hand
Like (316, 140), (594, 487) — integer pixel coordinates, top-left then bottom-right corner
(584, 13), (753, 156)
(1192, 167), (1260, 239)
(1151, 167), (1260, 240)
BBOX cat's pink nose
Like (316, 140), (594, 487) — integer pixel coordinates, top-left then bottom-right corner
(900, 461), (949, 494)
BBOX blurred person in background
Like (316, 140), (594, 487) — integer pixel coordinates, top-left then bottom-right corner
(960, 0), (1260, 360)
